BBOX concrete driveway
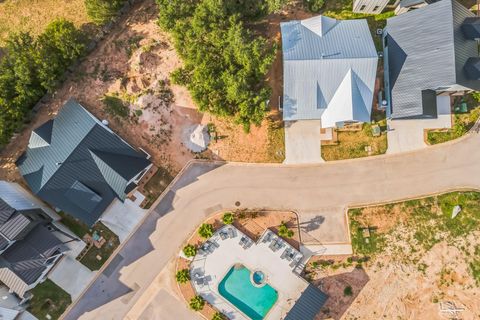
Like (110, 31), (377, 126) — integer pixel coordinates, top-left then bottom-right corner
(387, 95), (452, 153)
(284, 120), (324, 164)
(63, 133), (480, 320)
(100, 191), (148, 243)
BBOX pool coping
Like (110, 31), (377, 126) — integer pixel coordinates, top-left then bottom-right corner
(190, 225), (307, 320)
(216, 262), (280, 320)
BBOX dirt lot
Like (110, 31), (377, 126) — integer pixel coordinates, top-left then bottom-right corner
(0, 0), (89, 44)
(306, 192), (480, 320)
(0, 0), (297, 185)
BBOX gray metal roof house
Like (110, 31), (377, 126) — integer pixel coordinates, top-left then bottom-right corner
(0, 181), (69, 298)
(281, 15), (378, 127)
(384, 0), (480, 119)
(16, 99), (152, 226)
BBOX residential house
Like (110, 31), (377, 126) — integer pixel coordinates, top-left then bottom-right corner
(280, 15), (378, 163)
(353, 0), (390, 14)
(16, 99), (153, 226)
(0, 181), (69, 299)
(384, 0), (480, 120)
(394, 0), (438, 15)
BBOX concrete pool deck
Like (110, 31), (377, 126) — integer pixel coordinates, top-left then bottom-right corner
(190, 226), (309, 320)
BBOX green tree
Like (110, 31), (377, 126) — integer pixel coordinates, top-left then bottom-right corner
(222, 212), (234, 225)
(343, 285), (353, 296)
(157, 0), (276, 132)
(198, 223), (214, 238)
(183, 244), (197, 257)
(175, 269), (190, 283)
(189, 295), (205, 311)
(35, 19), (86, 90)
(85, 0), (126, 25)
(278, 221), (294, 238)
(304, 0), (325, 12)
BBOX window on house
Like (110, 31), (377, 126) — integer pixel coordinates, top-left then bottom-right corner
(374, 5), (380, 11)
(360, 5), (366, 10)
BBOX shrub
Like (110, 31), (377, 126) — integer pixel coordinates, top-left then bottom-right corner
(183, 244), (196, 257)
(84, 0), (127, 25)
(212, 312), (226, 320)
(343, 285), (353, 296)
(102, 95), (129, 118)
(198, 223), (214, 238)
(222, 212), (234, 225)
(278, 221), (294, 238)
(175, 269), (190, 283)
(304, 0), (324, 12)
(189, 295), (205, 311)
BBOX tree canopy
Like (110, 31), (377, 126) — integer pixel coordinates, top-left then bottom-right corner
(84, 0), (127, 25)
(0, 19), (86, 146)
(157, 0), (278, 131)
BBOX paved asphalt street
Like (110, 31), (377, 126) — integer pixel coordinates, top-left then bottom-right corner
(62, 134), (480, 320)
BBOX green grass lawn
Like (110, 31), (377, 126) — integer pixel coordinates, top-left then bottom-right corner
(321, 120), (388, 161)
(266, 115), (285, 163)
(58, 211), (90, 238)
(27, 279), (71, 320)
(79, 222), (120, 271)
(349, 191), (480, 257)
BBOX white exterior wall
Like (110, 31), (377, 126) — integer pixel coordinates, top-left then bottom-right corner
(353, 0), (390, 14)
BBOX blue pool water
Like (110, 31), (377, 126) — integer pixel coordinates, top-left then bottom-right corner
(252, 271), (265, 285)
(218, 265), (278, 320)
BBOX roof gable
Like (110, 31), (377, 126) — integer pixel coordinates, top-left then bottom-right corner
(17, 99), (151, 225)
(281, 15), (378, 122)
(301, 15), (337, 37)
(320, 69), (371, 127)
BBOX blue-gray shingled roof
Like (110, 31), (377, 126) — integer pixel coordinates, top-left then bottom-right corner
(385, 0), (480, 119)
(284, 284), (328, 320)
(16, 99), (151, 226)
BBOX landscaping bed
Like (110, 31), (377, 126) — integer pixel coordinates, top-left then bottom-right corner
(305, 191), (480, 319)
(78, 222), (120, 271)
(321, 120), (387, 161)
(427, 105), (480, 145)
(139, 166), (174, 209)
(27, 279), (72, 320)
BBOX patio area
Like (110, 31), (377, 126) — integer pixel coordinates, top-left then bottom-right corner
(190, 226), (310, 320)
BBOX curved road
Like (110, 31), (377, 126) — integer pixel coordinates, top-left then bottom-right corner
(63, 134), (480, 320)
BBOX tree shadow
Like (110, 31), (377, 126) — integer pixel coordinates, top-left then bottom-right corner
(298, 215), (325, 233)
(314, 267), (370, 320)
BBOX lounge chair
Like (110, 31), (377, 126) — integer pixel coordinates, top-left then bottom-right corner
(269, 239), (277, 251)
(280, 248), (289, 259)
(262, 231), (272, 243)
(228, 228), (237, 238)
(219, 230), (228, 240)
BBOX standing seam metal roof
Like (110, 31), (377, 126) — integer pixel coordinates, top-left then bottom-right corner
(386, 0), (480, 119)
(281, 16), (378, 123)
(17, 99), (151, 225)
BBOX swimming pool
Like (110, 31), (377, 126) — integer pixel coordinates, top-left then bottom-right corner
(218, 265), (278, 320)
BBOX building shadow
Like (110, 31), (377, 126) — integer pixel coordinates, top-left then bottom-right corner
(314, 266), (370, 320)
